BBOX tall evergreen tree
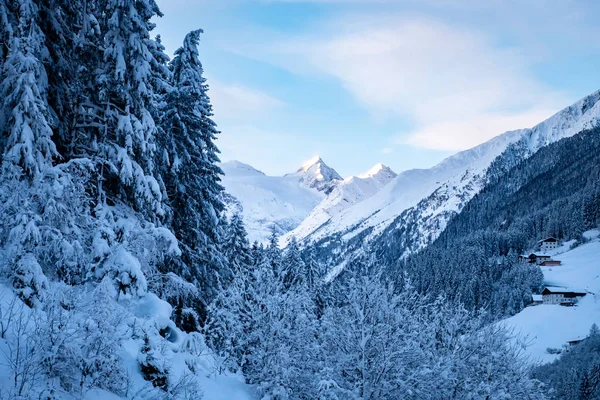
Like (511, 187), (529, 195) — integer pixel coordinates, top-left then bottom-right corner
(0, 0), (57, 178)
(266, 230), (283, 276)
(160, 29), (226, 311)
(97, 0), (167, 217)
(68, 0), (110, 161)
(222, 214), (251, 274)
(282, 237), (305, 289)
(303, 246), (323, 289)
(0, 1), (15, 63)
(35, 0), (83, 152)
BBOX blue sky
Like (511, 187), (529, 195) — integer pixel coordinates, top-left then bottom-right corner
(154, 0), (600, 177)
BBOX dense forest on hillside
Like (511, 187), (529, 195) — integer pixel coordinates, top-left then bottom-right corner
(382, 127), (600, 316)
(448, 127), (600, 249)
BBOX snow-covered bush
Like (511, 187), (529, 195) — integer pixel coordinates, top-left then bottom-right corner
(139, 335), (169, 391)
(11, 253), (48, 307)
(0, 289), (41, 399)
(89, 212), (183, 300)
(181, 332), (207, 358)
(31, 283), (129, 396)
(167, 372), (204, 400)
(147, 271), (199, 307)
(94, 246), (148, 299)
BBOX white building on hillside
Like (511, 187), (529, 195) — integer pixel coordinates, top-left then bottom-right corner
(538, 237), (559, 252)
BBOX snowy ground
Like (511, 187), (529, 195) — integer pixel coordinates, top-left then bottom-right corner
(0, 283), (256, 400)
(502, 230), (600, 364)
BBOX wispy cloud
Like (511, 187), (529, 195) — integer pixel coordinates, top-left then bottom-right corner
(208, 80), (284, 122)
(264, 15), (567, 150)
(399, 109), (557, 151)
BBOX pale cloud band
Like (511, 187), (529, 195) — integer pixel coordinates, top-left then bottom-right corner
(400, 109), (558, 151)
(208, 80), (284, 121)
(265, 15), (567, 151)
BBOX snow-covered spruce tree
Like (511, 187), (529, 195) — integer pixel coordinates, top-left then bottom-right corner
(222, 214), (251, 275)
(302, 246), (324, 290)
(96, 0), (168, 218)
(33, 0), (86, 156)
(0, 0), (16, 64)
(0, 0), (57, 178)
(139, 334), (169, 391)
(206, 269), (251, 370)
(11, 253), (49, 308)
(266, 230), (283, 277)
(67, 0), (112, 160)
(281, 237), (305, 289)
(159, 29), (226, 316)
(0, 0), (55, 305)
(250, 241), (265, 267)
(206, 218), (256, 368)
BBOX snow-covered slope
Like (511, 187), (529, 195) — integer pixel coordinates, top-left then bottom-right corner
(286, 89), (600, 250)
(281, 164), (396, 246)
(285, 129), (525, 245)
(219, 158), (341, 244)
(502, 230), (600, 364)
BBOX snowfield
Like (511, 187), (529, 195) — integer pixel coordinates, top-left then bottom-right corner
(502, 230), (600, 364)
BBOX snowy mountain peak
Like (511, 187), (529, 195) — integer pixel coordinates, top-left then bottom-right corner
(287, 156), (342, 194)
(296, 156), (341, 180)
(358, 163), (397, 180)
(299, 155), (325, 172)
(220, 159), (327, 244)
(280, 162), (397, 247)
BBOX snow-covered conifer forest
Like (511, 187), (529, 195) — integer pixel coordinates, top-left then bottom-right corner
(1, 1), (600, 399)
